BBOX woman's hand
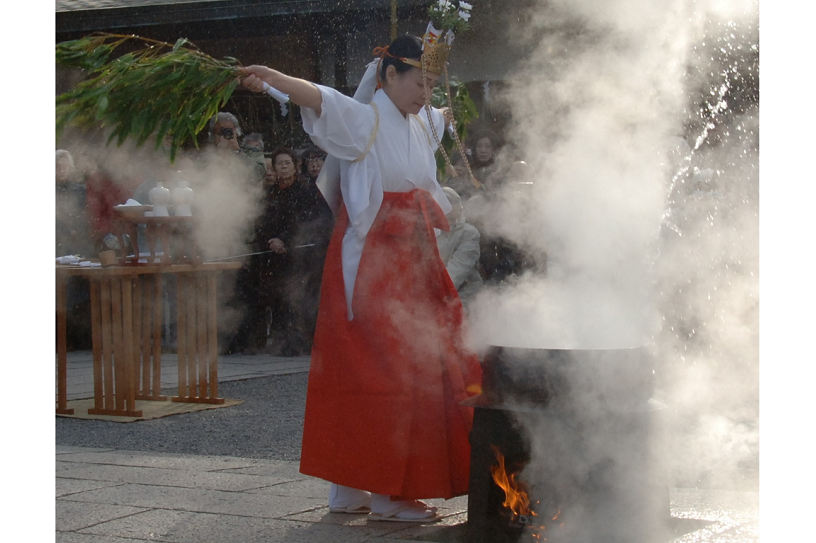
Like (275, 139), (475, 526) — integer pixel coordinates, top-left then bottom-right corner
(267, 237), (287, 254)
(239, 66), (274, 93)
(238, 65), (323, 114)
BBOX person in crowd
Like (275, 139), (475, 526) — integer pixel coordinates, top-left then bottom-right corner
(207, 111), (266, 185)
(83, 154), (137, 252)
(56, 149), (93, 257)
(243, 132), (265, 152)
(300, 144), (327, 184)
(242, 132), (267, 175)
(209, 111), (242, 152)
(203, 111), (267, 349)
(56, 149), (94, 350)
(460, 134), (537, 283)
(436, 187), (483, 308)
(228, 147), (333, 355)
(470, 129), (502, 190)
(240, 33), (482, 523)
(263, 157), (277, 187)
(442, 149), (479, 200)
(470, 129), (502, 191)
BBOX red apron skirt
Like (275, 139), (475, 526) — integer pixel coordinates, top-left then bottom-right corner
(300, 189), (482, 499)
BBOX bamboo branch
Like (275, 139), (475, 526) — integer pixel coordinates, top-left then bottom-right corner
(56, 33), (244, 161)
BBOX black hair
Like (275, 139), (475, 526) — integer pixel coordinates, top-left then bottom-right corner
(244, 132), (263, 145)
(301, 144), (327, 161)
(270, 146), (297, 166)
(379, 34), (423, 81)
(470, 129), (502, 169)
(470, 129), (501, 150)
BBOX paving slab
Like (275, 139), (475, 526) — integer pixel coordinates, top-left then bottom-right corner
(77, 509), (286, 543)
(281, 507), (420, 536)
(76, 508), (417, 543)
(218, 461), (305, 479)
(57, 461), (292, 492)
(57, 446), (116, 455)
(83, 510), (420, 543)
(57, 533), (155, 543)
(57, 477), (125, 498)
(669, 487), (759, 543)
(57, 448), (264, 471)
(56, 500), (148, 532)
(55, 447), (760, 543)
(246, 476), (330, 498)
(61, 482), (327, 519)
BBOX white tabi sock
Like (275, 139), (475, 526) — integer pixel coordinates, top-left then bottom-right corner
(328, 483), (371, 509)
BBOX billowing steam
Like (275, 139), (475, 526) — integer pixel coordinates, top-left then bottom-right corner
(463, 0), (759, 525)
(56, 130), (264, 334)
(56, 130), (263, 262)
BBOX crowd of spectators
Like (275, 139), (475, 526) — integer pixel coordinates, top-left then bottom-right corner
(439, 128), (540, 288)
(56, 109), (535, 356)
(56, 110), (338, 356)
(226, 145), (332, 355)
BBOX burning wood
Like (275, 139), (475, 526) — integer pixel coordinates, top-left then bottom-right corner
(490, 445), (537, 521)
(490, 446), (565, 541)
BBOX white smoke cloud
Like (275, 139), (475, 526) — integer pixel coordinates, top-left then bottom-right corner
(465, 0), (759, 527)
(182, 149), (264, 260)
(56, 130), (263, 261)
(56, 130), (265, 337)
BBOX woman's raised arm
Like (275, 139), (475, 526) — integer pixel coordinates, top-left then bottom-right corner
(239, 65), (322, 116)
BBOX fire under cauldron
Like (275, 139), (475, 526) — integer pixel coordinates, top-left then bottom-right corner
(466, 345), (670, 543)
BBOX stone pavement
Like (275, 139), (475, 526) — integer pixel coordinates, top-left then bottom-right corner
(56, 445), (758, 543)
(56, 445), (471, 543)
(56, 353), (759, 542)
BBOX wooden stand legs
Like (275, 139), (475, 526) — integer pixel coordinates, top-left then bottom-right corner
(174, 273), (223, 404)
(87, 276), (143, 417)
(57, 263), (236, 417)
(56, 275), (74, 415)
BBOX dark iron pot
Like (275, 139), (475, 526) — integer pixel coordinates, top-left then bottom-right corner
(466, 345), (670, 543)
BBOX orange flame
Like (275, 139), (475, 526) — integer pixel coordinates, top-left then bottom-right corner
(490, 446), (537, 519)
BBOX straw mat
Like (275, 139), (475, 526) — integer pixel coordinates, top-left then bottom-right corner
(57, 397), (243, 423)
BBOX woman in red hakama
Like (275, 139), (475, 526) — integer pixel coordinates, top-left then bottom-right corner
(241, 34), (481, 522)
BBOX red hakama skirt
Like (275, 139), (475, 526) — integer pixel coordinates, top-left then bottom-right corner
(299, 189), (482, 499)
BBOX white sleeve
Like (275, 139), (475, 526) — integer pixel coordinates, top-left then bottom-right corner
(301, 85), (376, 162)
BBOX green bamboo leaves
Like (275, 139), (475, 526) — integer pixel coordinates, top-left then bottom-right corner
(56, 33), (241, 161)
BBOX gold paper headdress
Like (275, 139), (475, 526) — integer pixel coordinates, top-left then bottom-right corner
(372, 40), (449, 76)
(420, 1), (482, 189)
(420, 0), (467, 74)
(420, 39), (451, 75)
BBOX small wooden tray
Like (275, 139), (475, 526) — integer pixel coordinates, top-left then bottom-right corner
(113, 204), (153, 220)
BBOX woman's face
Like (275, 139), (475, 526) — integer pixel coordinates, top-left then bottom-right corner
(475, 137), (494, 163)
(306, 156), (324, 179)
(264, 158), (276, 186)
(274, 153), (296, 186)
(384, 66), (439, 117)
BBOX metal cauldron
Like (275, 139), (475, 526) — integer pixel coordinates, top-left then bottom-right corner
(466, 344), (669, 543)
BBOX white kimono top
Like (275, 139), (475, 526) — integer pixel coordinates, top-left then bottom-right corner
(301, 85), (450, 317)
